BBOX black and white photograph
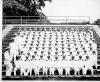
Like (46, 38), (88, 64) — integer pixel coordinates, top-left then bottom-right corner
(2, 0), (100, 80)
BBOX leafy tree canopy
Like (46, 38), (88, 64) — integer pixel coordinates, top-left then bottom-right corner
(3, 0), (52, 16)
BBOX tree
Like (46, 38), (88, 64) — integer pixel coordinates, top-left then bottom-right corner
(3, 0), (52, 16)
(94, 19), (100, 25)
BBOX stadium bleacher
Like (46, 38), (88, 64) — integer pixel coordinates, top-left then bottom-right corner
(2, 25), (100, 80)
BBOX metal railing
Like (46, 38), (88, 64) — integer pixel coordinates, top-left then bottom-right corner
(3, 16), (90, 25)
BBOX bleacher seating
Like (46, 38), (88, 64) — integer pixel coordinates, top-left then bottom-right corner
(2, 25), (100, 79)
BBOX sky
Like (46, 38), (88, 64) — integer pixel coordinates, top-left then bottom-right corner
(42, 0), (100, 22)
